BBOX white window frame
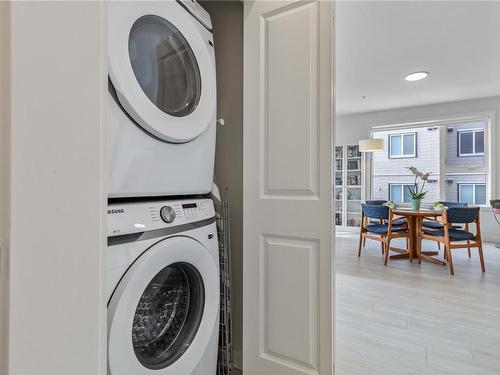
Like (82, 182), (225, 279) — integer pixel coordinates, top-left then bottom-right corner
(367, 111), (495, 209)
(388, 183), (414, 203)
(458, 183), (486, 205)
(458, 129), (485, 157)
(388, 132), (416, 158)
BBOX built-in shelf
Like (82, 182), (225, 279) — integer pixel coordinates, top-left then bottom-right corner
(335, 144), (364, 230)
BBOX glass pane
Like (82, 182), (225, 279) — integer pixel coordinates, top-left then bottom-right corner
(390, 135), (401, 157)
(475, 131), (484, 154)
(475, 185), (486, 205)
(459, 185), (474, 204)
(132, 262), (204, 369)
(403, 185), (413, 203)
(459, 132), (474, 154)
(403, 134), (415, 156)
(390, 185), (402, 202)
(129, 15), (201, 117)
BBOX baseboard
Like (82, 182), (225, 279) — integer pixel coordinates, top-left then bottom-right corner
(233, 350), (242, 370)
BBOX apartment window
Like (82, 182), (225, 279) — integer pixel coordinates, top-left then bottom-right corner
(458, 129), (484, 156)
(389, 184), (414, 203)
(458, 183), (486, 205)
(389, 133), (416, 158)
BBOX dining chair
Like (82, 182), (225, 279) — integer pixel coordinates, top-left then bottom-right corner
(421, 201), (469, 255)
(366, 200), (406, 225)
(358, 204), (410, 266)
(361, 200), (407, 250)
(418, 207), (485, 275)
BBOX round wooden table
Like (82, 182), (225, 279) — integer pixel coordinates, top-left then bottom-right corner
(391, 208), (446, 266)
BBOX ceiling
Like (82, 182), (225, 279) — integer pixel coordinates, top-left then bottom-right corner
(336, 1), (500, 116)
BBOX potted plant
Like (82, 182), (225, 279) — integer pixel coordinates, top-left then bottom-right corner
(406, 167), (430, 210)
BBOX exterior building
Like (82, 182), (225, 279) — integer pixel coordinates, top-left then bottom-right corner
(444, 121), (486, 205)
(371, 120), (486, 205)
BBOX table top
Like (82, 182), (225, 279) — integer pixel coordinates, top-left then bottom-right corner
(393, 208), (444, 217)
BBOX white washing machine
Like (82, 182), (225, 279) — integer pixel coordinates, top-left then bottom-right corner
(106, 198), (219, 374)
(107, 0), (217, 198)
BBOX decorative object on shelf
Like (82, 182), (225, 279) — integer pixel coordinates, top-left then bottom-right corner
(406, 166), (430, 210)
(347, 174), (360, 186)
(359, 138), (384, 152)
(335, 146), (343, 159)
(347, 145), (361, 158)
(347, 159), (361, 170)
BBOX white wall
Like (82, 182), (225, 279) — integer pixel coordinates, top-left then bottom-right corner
(4, 2), (107, 373)
(336, 96), (500, 241)
(0, 2), (11, 373)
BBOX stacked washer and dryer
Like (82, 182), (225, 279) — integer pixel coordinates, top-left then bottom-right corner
(106, 2), (219, 374)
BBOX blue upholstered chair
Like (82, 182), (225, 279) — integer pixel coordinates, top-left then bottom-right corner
(421, 201), (469, 254)
(358, 204), (410, 266)
(419, 207), (485, 275)
(365, 200), (406, 226)
(422, 201), (467, 230)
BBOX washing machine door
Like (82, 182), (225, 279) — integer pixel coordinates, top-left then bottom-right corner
(107, 236), (219, 374)
(108, 1), (216, 143)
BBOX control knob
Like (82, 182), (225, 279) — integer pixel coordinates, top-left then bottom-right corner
(160, 206), (176, 223)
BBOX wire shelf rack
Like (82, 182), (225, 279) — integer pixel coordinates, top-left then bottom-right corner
(213, 187), (234, 375)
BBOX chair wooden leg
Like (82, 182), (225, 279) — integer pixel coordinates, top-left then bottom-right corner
(478, 241), (486, 272)
(384, 238), (390, 266)
(445, 245), (454, 275)
(438, 242), (441, 251)
(362, 237), (366, 248)
(417, 237), (422, 264)
(380, 241), (384, 255)
(467, 240), (471, 258)
(357, 232), (363, 257)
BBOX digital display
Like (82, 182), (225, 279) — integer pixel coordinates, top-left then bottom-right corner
(182, 203), (197, 209)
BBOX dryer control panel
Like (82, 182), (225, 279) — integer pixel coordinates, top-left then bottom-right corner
(107, 198), (215, 237)
(177, 0), (212, 31)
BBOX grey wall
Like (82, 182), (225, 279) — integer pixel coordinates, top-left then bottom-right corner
(336, 96), (500, 241)
(200, 0), (244, 368)
(0, 2), (10, 371)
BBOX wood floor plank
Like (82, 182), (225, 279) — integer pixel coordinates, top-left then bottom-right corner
(336, 234), (500, 375)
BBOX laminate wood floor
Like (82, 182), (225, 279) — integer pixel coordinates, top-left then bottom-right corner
(335, 233), (500, 375)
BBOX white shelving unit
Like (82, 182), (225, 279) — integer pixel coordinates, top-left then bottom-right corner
(334, 144), (365, 231)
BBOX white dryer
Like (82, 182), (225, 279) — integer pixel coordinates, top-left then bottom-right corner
(107, 1), (216, 198)
(106, 198), (219, 374)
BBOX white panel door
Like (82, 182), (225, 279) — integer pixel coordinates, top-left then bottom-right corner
(243, 1), (334, 374)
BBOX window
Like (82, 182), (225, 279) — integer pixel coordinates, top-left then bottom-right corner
(389, 133), (416, 158)
(458, 184), (486, 205)
(389, 184), (414, 203)
(458, 130), (484, 156)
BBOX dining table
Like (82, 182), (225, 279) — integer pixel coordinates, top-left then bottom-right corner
(391, 208), (446, 266)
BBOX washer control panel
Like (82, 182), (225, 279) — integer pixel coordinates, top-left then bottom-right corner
(107, 198), (215, 237)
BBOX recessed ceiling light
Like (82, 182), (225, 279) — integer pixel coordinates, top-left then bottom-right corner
(405, 71), (428, 82)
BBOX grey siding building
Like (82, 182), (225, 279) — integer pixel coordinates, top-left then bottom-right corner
(371, 120), (487, 205)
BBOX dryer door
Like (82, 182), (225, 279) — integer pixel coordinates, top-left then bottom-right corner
(107, 236), (219, 374)
(108, 1), (216, 143)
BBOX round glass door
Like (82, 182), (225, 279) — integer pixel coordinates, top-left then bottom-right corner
(132, 262), (205, 369)
(129, 15), (202, 118)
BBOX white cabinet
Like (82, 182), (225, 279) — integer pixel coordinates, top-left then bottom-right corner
(335, 144), (364, 231)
